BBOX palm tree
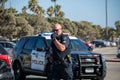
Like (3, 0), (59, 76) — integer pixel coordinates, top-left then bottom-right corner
(51, 0), (57, 16)
(109, 28), (116, 40)
(55, 4), (60, 16)
(22, 6), (27, 14)
(7, 7), (18, 13)
(47, 6), (54, 17)
(28, 0), (38, 12)
(0, 0), (7, 10)
(28, 0), (44, 16)
(115, 20), (120, 36)
(36, 5), (45, 16)
(57, 11), (64, 17)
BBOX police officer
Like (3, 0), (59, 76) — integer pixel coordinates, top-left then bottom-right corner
(48, 23), (73, 80)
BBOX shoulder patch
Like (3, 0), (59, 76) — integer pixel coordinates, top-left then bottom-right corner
(63, 36), (68, 44)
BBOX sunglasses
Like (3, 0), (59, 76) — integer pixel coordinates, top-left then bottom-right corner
(52, 29), (60, 32)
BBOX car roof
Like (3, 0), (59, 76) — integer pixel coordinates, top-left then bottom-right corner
(0, 41), (16, 46)
(0, 41), (10, 43)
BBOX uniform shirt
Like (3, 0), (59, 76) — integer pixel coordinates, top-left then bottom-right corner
(51, 33), (71, 61)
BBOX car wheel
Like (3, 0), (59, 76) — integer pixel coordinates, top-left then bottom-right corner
(13, 62), (26, 80)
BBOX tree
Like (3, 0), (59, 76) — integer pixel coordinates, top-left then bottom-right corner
(28, 0), (38, 12)
(0, 12), (16, 40)
(47, 6), (54, 17)
(108, 27), (116, 40)
(92, 25), (102, 39)
(16, 17), (34, 37)
(51, 0), (57, 16)
(57, 11), (64, 17)
(22, 6), (27, 14)
(55, 4), (60, 16)
(7, 7), (18, 13)
(28, 0), (44, 16)
(36, 5), (45, 16)
(0, 0), (7, 9)
(115, 20), (120, 36)
(0, 6), (2, 12)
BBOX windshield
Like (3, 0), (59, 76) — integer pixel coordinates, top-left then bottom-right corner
(9, 42), (16, 46)
(71, 39), (88, 51)
(46, 39), (89, 51)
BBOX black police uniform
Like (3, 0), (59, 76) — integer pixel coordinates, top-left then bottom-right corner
(48, 33), (73, 80)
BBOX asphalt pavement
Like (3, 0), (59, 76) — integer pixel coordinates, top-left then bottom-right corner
(93, 47), (120, 62)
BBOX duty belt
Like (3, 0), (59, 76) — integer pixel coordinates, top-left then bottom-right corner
(53, 60), (63, 64)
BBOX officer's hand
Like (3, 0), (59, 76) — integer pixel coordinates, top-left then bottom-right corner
(46, 54), (51, 59)
(51, 33), (57, 40)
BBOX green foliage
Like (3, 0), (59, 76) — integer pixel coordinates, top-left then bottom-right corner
(0, 12), (17, 40)
(47, 6), (54, 17)
(28, 0), (44, 16)
(15, 16), (34, 37)
(0, 0), (8, 9)
(0, 0), (118, 41)
(7, 7), (18, 13)
(115, 20), (120, 36)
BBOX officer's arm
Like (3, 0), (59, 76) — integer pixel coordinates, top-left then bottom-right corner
(53, 39), (66, 51)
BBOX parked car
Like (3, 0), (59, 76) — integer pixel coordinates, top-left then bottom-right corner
(109, 40), (116, 47)
(12, 35), (50, 80)
(0, 41), (16, 56)
(12, 33), (107, 80)
(91, 40), (107, 48)
(84, 41), (95, 51)
(0, 44), (14, 80)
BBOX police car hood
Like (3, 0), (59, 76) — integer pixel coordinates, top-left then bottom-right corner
(71, 51), (100, 55)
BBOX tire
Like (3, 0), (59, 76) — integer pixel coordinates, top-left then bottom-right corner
(13, 62), (26, 80)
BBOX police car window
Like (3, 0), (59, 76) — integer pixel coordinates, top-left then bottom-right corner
(36, 38), (46, 49)
(16, 37), (28, 49)
(71, 39), (88, 51)
(46, 39), (51, 47)
(24, 37), (37, 50)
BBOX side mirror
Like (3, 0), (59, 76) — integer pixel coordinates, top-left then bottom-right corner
(88, 47), (93, 51)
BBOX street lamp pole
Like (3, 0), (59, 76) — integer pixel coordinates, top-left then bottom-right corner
(105, 0), (108, 39)
(9, 0), (12, 13)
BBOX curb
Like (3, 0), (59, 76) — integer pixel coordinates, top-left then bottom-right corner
(106, 59), (120, 62)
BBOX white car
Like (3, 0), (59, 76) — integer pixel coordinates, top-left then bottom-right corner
(109, 40), (116, 47)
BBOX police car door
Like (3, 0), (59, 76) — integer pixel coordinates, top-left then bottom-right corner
(31, 37), (46, 71)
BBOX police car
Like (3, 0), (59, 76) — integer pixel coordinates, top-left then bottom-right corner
(12, 35), (51, 80)
(40, 32), (107, 80)
(12, 32), (106, 80)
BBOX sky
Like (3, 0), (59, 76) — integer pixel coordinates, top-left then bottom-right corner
(5, 0), (120, 28)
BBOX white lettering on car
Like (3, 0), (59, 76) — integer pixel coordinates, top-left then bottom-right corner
(31, 50), (46, 71)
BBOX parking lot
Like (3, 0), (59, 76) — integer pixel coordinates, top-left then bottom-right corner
(94, 47), (120, 80)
